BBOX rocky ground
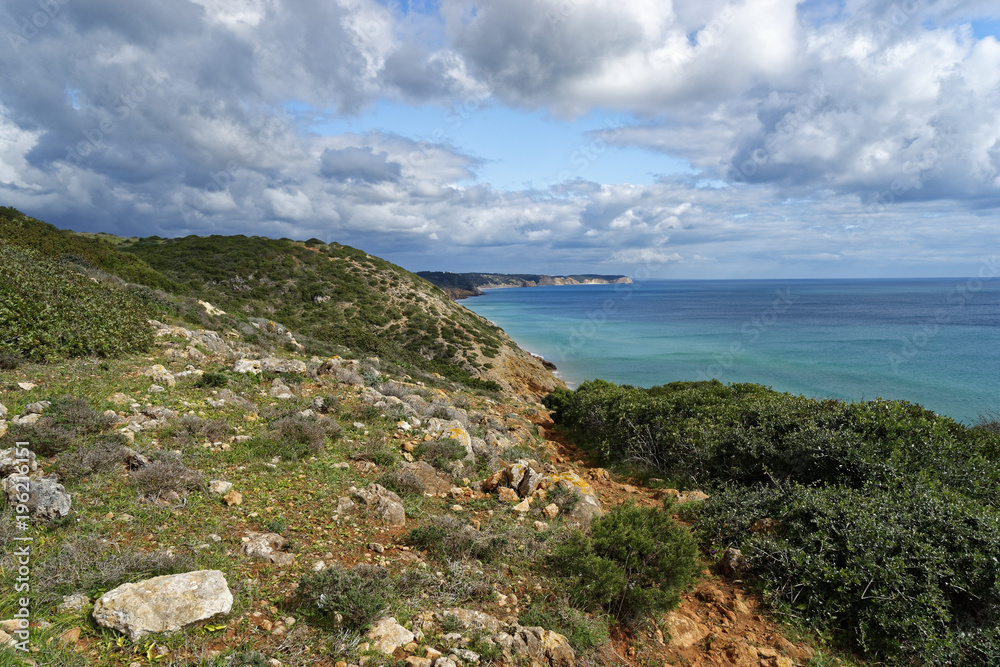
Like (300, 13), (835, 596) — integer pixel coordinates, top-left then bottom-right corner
(0, 320), (843, 667)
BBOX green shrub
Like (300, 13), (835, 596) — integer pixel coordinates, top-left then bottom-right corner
(415, 438), (467, 470)
(548, 502), (698, 624)
(698, 483), (1000, 664)
(297, 564), (394, 631)
(1, 421), (76, 457)
(195, 371), (229, 388)
(48, 396), (117, 434)
(0, 241), (154, 361)
(405, 516), (507, 562)
(552, 379), (1000, 663)
(519, 598), (611, 653)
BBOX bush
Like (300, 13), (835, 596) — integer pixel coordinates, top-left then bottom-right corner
(554, 378), (1000, 663)
(519, 598), (611, 653)
(48, 396), (117, 434)
(1, 421), (76, 457)
(297, 564), (394, 631)
(129, 461), (204, 497)
(415, 438), (467, 470)
(377, 470), (424, 496)
(195, 371), (229, 388)
(33, 537), (192, 608)
(698, 483), (1000, 664)
(405, 516), (508, 562)
(548, 502), (699, 624)
(0, 241), (153, 361)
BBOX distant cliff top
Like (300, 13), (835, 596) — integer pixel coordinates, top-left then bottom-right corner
(418, 271), (632, 299)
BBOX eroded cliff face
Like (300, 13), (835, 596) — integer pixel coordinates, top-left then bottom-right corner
(479, 344), (566, 401)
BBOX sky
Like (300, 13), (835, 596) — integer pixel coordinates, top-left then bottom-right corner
(0, 0), (998, 279)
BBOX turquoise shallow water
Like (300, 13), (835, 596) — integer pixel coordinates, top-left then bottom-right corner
(463, 279), (1000, 424)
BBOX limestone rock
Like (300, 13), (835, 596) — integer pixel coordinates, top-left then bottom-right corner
(233, 359), (262, 375)
(434, 608), (503, 635)
(92, 570), (232, 640)
(540, 628), (575, 667)
(400, 461), (453, 495)
(497, 487), (519, 503)
(141, 365), (176, 387)
(240, 532), (295, 566)
(719, 547), (745, 576)
(367, 616), (414, 655)
(11, 414), (40, 426)
(350, 484), (406, 526)
(209, 480), (233, 496)
(0, 448), (37, 478)
(424, 420), (475, 464)
(545, 471), (603, 528)
(107, 393), (133, 405)
(59, 593), (91, 613)
(2, 475), (71, 520)
(0, 403), (6, 419)
(261, 357), (307, 374)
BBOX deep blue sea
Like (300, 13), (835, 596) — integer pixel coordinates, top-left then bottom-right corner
(463, 278), (1000, 424)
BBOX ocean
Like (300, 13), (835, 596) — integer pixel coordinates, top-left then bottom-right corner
(462, 278), (1000, 425)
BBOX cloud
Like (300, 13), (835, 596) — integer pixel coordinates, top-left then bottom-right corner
(0, 0), (997, 280)
(319, 146), (402, 183)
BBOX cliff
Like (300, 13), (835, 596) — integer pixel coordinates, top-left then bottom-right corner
(417, 271), (633, 300)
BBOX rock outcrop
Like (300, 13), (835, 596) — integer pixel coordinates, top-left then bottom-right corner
(92, 570), (233, 640)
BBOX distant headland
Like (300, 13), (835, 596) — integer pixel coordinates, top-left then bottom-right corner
(417, 271), (633, 299)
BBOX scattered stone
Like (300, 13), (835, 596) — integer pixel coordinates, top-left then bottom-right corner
(148, 385), (166, 393)
(533, 521), (549, 532)
(0, 448), (37, 477)
(2, 475), (71, 520)
(542, 503), (559, 519)
(405, 657), (433, 667)
(0, 403), (6, 419)
(233, 359), (262, 375)
(261, 357), (307, 374)
(719, 547), (745, 576)
(399, 461), (452, 495)
(240, 532), (295, 566)
(367, 617), (414, 655)
(209, 480), (234, 496)
(11, 413), (40, 426)
(92, 570), (233, 640)
(24, 401), (50, 414)
(59, 593), (91, 613)
(222, 490), (242, 506)
(497, 487), (519, 503)
(513, 498), (531, 513)
(369, 542), (385, 553)
(350, 484), (406, 526)
(141, 364), (176, 387)
(17, 382), (36, 391)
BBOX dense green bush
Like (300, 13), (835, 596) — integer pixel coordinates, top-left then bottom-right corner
(547, 502), (698, 624)
(297, 564), (394, 631)
(0, 242), (154, 361)
(699, 483), (1000, 664)
(549, 379), (1000, 663)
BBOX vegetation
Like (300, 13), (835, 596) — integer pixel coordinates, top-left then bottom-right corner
(547, 502), (699, 624)
(547, 379), (1000, 664)
(0, 241), (155, 361)
(121, 234), (507, 388)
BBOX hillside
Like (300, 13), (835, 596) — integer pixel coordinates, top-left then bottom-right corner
(0, 209), (561, 400)
(417, 272), (632, 300)
(0, 208), (848, 667)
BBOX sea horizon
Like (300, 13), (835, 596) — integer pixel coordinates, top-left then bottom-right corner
(463, 277), (1000, 425)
